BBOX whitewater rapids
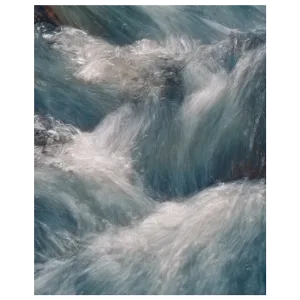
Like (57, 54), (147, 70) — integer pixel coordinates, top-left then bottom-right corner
(34, 5), (266, 295)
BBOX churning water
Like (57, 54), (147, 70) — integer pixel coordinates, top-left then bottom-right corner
(34, 5), (266, 295)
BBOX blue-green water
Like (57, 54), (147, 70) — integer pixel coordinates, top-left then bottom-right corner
(34, 5), (266, 295)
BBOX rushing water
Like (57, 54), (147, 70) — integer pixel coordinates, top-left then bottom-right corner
(34, 5), (266, 295)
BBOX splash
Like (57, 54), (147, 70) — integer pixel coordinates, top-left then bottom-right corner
(34, 5), (266, 295)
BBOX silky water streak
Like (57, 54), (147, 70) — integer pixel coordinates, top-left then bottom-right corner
(34, 5), (266, 295)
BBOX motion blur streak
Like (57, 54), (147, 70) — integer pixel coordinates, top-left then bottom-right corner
(34, 5), (266, 295)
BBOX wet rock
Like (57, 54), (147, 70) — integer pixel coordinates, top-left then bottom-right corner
(34, 128), (51, 147)
(34, 115), (80, 147)
(34, 5), (61, 26)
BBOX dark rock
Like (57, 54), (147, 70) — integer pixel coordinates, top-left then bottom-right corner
(34, 128), (51, 147)
(34, 5), (61, 26)
(34, 115), (79, 147)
